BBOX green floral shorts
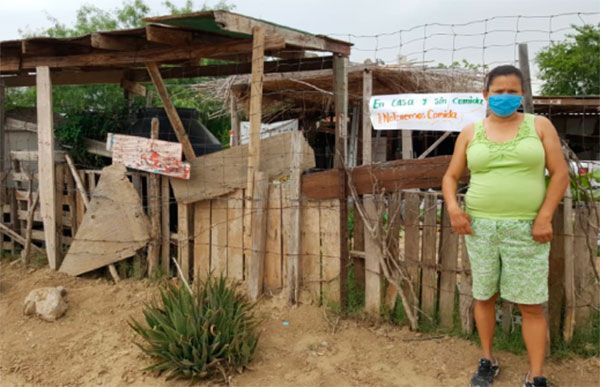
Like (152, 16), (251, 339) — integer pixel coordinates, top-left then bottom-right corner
(465, 217), (550, 305)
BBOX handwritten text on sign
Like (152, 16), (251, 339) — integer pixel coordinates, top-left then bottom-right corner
(107, 133), (191, 179)
(369, 93), (487, 131)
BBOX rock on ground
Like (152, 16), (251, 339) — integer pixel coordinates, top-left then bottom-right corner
(23, 286), (68, 321)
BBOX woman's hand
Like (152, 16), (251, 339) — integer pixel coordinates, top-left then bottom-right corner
(532, 216), (553, 243)
(449, 207), (473, 235)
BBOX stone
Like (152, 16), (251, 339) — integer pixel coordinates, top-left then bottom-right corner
(23, 286), (68, 321)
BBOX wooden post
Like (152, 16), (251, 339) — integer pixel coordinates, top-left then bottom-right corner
(245, 26), (267, 300)
(420, 193), (438, 319)
(563, 189), (575, 343)
(229, 95), (241, 146)
(548, 206), (565, 339)
(362, 69), (382, 314)
(286, 131), (304, 303)
(438, 203), (459, 329)
(247, 171), (269, 300)
(334, 54), (349, 307)
(146, 63), (196, 162)
(518, 43), (534, 113)
(21, 192), (39, 264)
(147, 118), (161, 276)
(402, 131), (413, 159)
(161, 176), (170, 274)
(36, 66), (60, 269)
(177, 203), (191, 282)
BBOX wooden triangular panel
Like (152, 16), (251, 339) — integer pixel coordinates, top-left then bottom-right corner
(59, 163), (150, 276)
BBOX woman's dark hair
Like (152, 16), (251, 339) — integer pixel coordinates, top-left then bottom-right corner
(484, 65), (525, 91)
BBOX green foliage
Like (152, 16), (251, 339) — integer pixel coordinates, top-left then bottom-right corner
(130, 276), (260, 381)
(436, 59), (487, 73)
(536, 24), (600, 96)
(346, 261), (365, 315)
(570, 168), (600, 202)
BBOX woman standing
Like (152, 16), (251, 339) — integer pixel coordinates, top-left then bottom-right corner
(442, 65), (569, 387)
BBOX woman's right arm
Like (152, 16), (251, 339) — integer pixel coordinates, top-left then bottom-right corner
(442, 125), (473, 235)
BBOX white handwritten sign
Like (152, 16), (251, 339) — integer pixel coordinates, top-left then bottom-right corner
(369, 93), (486, 131)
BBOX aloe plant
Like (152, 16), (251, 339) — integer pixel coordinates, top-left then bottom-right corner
(130, 276), (260, 382)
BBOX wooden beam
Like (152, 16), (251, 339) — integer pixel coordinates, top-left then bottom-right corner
(146, 63), (196, 161)
(285, 131), (304, 303)
(145, 25), (193, 46)
(2, 56), (334, 87)
(177, 203), (191, 282)
(0, 222), (45, 254)
(120, 78), (146, 97)
(302, 156), (461, 200)
(2, 36), (286, 72)
(247, 171), (269, 300)
(5, 117), (37, 133)
(147, 118), (161, 276)
(246, 26), (265, 188)
(362, 69), (372, 165)
(518, 43), (534, 113)
(21, 192), (40, 264)
(36, 66), (61, 269)
(229, 95), (240, 146)
(90, 32), (148, 51)
(161, 176), (171, 274)
(333, 55), (348, 168)
(563, 189), (575, 343)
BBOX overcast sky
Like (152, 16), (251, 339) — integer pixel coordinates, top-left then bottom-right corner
(1, 0), (599, 89)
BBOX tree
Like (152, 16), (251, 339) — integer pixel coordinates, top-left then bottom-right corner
(536, 24), (600, 96)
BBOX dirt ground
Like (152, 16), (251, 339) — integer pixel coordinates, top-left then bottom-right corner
(0, 261), (598, 387)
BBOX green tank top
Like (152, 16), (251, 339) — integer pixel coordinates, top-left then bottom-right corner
(465, 113), (546, 220)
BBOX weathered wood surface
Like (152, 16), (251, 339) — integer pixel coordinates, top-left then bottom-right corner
(438, 204), (459, 328)
(302, 156), (462, 200)
(107, 133), (190, 179)
(59, 164), (150, 276)
(170, 132), (315, 204)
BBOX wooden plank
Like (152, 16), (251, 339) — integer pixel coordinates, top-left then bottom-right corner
(301, 198), (321, 302)
(229, 96), (241, 146)
(301, 156), (460, 200)
(63, 168), (77, 234)
(246, 26), (265, 197)
(21, 192), (40, 264)
(5, 117), (37, 133)
(193, 200), (211, 282)
(84, 138), (112, 157)
(120, 78), (146, 97)
(107, 133), (190, 179)
(404, 192), (422, 318)
(161, 176), (171, 274)
(170, 131), (315, 204)
(458, 234), (474, 334)
(402, 131), (413, 159)
(563, 191), (575, 343)
(227, 189), (244, 280)
(247, 172), (269, 301)
(147, 118), (161, 276)
(573, 206), (597, 327)
(145, 25), (193, 46)
(264, 183), (282, 290)
(146, 63), (197, 161)
(321, 198), (341, 305)
(75, 171), (86, 229)
(420, 193), (438, 319)
(177, 203), (192, 282)
(284, 131), (305, 303)
(518, 43), (534, 113)
(2, 36), (286, 72)
(438, 204), (459, 329)
(36, 66), (60, 269)
(210, 196), (228, 276)
(364, 194), (382, 314)
(59, 164), (151, 276)
(548, 205), (565, 338)
(333, 55), (348, 168)
(90, 32), (147, 51)
(0, 223), (44, 254)
(362, 69), (373, 165)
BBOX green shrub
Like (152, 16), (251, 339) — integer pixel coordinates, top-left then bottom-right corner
(129, 277), (260, 382)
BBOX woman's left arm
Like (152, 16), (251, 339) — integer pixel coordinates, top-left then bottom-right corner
(533, 116), (570, 243)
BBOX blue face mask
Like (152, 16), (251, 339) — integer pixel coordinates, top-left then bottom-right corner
(488, 94), (523, 117)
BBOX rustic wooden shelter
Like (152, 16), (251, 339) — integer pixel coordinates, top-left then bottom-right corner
(0, 11), (352, 298)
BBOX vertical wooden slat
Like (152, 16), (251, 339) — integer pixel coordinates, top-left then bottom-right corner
(321, 198), (341, 305)
(563, 192), (575, 343)
(147, 118), (161, 275)
(247, 172), (269, 300)
(264, 183), (282, 290)
(36, 66), (60, 269)
(210, 196), (228, 276)
(177, 203), (191, 281)
(438, 203), (459, 329)
(333, 55), (348, 168)
(420, 193), (438, 319)
(193, 200), (211, 282)
(54, 162), (64, 261)
(364, 195), (382, 314)
(458, 234), (474, 334)
(573, 206), (596, 327)
(76, 171), (86, 228)
(548, 205), (565, 339)
(161, 177), (170, 274)
(9, 187), (19, 255)
(63, 167), (77, 236)
(404, 192), (422, 316)
(501, 302), (514, 334)
(227, 189), (244, 281)
(301, 199), (322, 302)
